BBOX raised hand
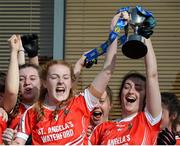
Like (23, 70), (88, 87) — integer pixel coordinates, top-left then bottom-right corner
(8, 35), (21, 52)
(2, 128), (17, 145)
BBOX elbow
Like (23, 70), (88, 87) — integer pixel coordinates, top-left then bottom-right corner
(3, 93), (18, 113)
(151, 72), (158, 78)
(147, 70), (158, 79)
(104, 69), (112, 78)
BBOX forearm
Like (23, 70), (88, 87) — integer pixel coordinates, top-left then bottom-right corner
(3, 50), (19, 113)
(74, 56), (84, 79)
(18, 49), (25, 65)
(145, 38), (161, 118)
(91, 39), (117, 97)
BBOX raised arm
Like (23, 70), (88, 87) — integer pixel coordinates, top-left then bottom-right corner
(18, 36), (25, 65)
(89, 12), (129, 98)
(144, 38), (162, 118)
(3, 35), (21, 113)
(73, 53), (85, 87)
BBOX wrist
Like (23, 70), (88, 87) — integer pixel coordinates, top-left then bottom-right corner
(18, 50), (24, 53)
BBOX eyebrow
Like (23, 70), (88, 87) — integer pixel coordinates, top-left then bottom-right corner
(125, 82), (143, 87)
(48, 74), (70, 77)
(20, 75), (39, 77)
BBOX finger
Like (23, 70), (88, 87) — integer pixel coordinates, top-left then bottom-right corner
(7, 34), (16, 42)
(4, 128), (14, 134)
(121, 11), (130, 21)
(2, 133), (14, 140)
(2, 137), (12, 143)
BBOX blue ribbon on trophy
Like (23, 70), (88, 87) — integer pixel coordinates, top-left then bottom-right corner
(84, 7), (129, 68)
(84, 5), (156, 68)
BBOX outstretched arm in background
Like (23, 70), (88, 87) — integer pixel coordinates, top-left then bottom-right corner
(3, 35), (21, 113)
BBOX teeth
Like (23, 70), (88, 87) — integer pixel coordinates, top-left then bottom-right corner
(126, 96), (136, 103)
(93, 111), (103, 117)
(56, 87), (64, 90)
(25, 88), (32, 91)
(56, 87), (65, 91)
(127, 96), (135, 99)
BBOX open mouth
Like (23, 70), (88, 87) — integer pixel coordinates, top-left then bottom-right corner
(56, 87), (65, 94)
(93, 111), (103, 117)
(24, 87), (32, 93)
(126, 96), (136, 103)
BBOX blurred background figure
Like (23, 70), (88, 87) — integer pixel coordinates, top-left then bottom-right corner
(157, 92), (180, 145)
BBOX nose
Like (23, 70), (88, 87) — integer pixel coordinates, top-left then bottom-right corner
(57, 78), (63, 84)
(24, 78), (31, 86)
(129, 87), (136, 94)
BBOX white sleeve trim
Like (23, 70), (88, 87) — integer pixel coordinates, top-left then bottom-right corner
(84, 89), (99, 112)
(144, 107), (162, 126)
(16, 132), (29, 141)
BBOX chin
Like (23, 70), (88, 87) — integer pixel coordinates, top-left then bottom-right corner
(93, 120), (101, 126)
(56, 97), (68, 102)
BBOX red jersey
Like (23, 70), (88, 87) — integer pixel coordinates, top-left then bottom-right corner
(16, 89), (99, 145)
(8, 103), (30, 129)
(0, 116), (7, 144)
(90, 111), (161, 145)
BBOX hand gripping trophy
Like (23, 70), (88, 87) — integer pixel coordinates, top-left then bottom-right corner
(122, 5), (156, 59)
(83, 5), (156, 68)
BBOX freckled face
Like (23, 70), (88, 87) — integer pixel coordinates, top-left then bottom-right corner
(44, 64), (72, 104)
(19, 67), (40, 103)
(91, 91), (112, 126)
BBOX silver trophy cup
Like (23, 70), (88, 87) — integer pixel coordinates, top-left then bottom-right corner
(122, 7), (147, 59)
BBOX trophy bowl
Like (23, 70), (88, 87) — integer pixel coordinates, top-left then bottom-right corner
(121, 6), (155, 59)
(122, 34), (147, 59)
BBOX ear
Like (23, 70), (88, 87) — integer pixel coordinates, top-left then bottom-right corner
(170, 112), (178, 121)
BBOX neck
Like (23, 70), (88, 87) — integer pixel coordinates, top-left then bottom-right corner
(122, 111), (138, 119)
(44, 95), (57, 106)
(43, 94), (66, 110)
(22, 99), (34, 105)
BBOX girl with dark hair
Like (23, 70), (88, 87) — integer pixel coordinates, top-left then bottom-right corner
(157, 92), (180, 145)
(90, 38), (162, 145)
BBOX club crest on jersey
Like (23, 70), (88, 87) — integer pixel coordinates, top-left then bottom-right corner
(116, 124), (126, 131)
(128, 123), (133, 130)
